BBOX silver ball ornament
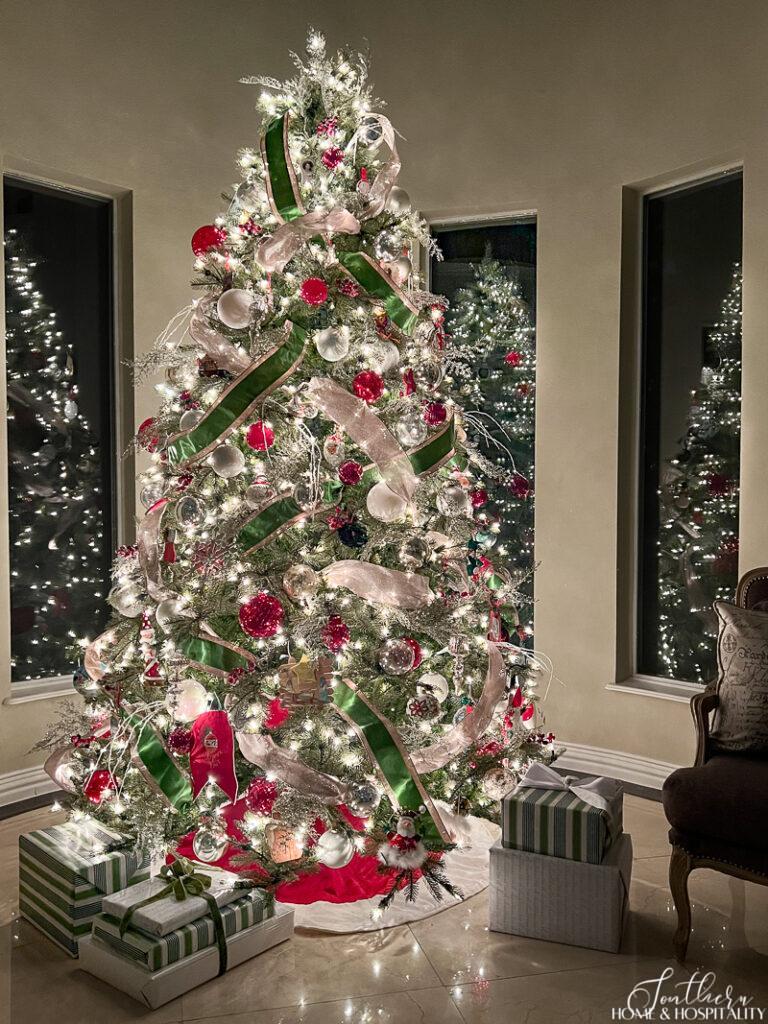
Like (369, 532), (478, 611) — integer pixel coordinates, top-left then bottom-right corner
(386, 186), (412, 216)
(210, 444), (246, 478)
(245, 480), (275, 509)
(399, 536), (431, 568)
(315, 325), (350, 362)
(379, 638), (415, 676)
(192, 827), (228, 863)
(344, 781), (381, 817)
(359, 114), (384, 148)
(437, 483), (473, 518)
(108, 583), (144, 618)
(140, 483), (165, 508)
(395, 408), (428, 446)
(482, 767), (516, 801)
(282, 564), (320, 602)
(176, 495), (203, 527)
(374, 227), (402, 262)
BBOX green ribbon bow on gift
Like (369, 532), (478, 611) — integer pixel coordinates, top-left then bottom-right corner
(118, 856), (230, 975)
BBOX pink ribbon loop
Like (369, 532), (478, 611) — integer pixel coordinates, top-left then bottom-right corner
(255, 208), (361, 273)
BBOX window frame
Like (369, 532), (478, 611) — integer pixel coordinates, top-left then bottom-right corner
(0, 163), (133, 701)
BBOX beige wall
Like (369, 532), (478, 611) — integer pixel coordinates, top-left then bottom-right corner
(2, 0), (768, 779)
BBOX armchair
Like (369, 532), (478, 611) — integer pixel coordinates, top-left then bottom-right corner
(662, 567), (768, 962)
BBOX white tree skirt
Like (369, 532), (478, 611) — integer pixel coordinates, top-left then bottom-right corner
(278, 804), (500, 933)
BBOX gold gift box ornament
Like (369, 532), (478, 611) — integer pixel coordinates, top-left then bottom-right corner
(277, 655), (334, 707)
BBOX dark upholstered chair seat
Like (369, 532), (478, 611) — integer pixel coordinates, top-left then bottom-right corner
(667, 828), (768, 879)
(663, 755), (768, 856)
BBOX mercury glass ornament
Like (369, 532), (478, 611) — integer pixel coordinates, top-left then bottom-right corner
(386, 185), (411, 215)
(344, 780), (381, 817)
(437, 484), (472, 518)
(366, 481), (407, 522)
(245, 480), (275, 509)
(417, 671), (449, 704)
(140, 482), (165, 508)
(374, 227), (402, 262)
(315, 325), (350, 362)
(323, 436), (346, 466)
(369, 340), (400, 374)
(179, 409), (204, 431)
(177, 494), (203, 527)
(64, 399), (78, 420)
(399, 535), (431, 568)
(210, 444), (246, 478)
(217, 288), (254, 330)
(155, 596), (188, 631)
(293, 481), (318, 510)
(482, 766), (516, 801)
(395, 408), (428, 446)
(379, 638), (415, 676)
(108, 583), (144, 618)
(315, 829), (354, 869)
(359, 114), (384, 148)
(282, 564), (320, 602)
(192, 827), (228, 863)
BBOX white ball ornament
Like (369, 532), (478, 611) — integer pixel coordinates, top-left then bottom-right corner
(437, 483), (473, 518)
(315, 325), (351, 362)
(210, 444), (246, 478)
(386, 186), (412, 216)
(417, 672), (450, 704)
(217, 289), (254, 330)
(315, 829), (355, 869)
(366, 480), (407, 523)
(179, 409), (204, 431)
(166, 679), (209, 722)
(369, 341), (400, 374)
(387, 256), (412, 286)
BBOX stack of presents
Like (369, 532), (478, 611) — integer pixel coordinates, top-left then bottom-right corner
(18, 819), (294, 1008)
(491, 763), (631, 952)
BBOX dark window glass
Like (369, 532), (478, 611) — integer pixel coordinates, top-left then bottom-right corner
(3, 178), (115, 681)
(638, 172), (742, 683)
(431, 220), (536, 633)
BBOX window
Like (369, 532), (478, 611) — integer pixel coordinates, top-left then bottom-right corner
(637, 171), (742, 684)
(3, 178), (115, 682)
(430, 219), (537, 632)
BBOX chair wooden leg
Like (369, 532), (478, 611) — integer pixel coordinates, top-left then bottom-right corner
(669, 845), (693, 962)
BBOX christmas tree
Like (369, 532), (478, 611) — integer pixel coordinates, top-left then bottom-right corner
(4, 229), (108, 681)
(655, 262), (741, 683)
(38, 33), (556, 912)
(445, 256), (536, 637)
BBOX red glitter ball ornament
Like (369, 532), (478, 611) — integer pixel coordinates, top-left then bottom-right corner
(321, 146), (345, 169)
(136, 417), (160, 452)
(239, 592), (285, 638)
(245, 777), (278, 814)
(471, 487), (489, 509)
(246, 421), (275, 451)
(338, 460), (363, 486)
(337, 278), (360, 298)
(353, 370), (385, 403)
(168, 728), (195, 755)
(504, 351), (521, 367)
(423, 402), (447, 426)
(402, 636), (422, 668)
(83, 769), (117, 805)
(509, 472), (531, 499)
(191, 224), (227, 256)
(322, 615), (350, 652)
(299, 277), (329, 306)
(707, 472), (731, 496)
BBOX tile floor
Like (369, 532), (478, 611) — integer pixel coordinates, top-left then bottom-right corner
(2, 795), (767, 1022)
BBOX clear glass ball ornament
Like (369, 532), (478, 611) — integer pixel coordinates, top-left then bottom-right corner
(379, 638), (416, 676)
(359, 114), (384, 147)
(176, 494), (203, 527)
(368, 340), (400, 374)
(437, 484), (473, 517)
(417, 671), (450, 703)
(282, 564), (320, 602)
(245, 480), (275, 509)
(108, 583), (144, 618)
(344, 780), (381, 817)
(210, 444), (246, 478)
(399, 535), (431, 568)
(229, 698), (263, 733)
(140, 482), (165, 508)
(395, 408), (428, 446)
(412, 359), (444, 391)
(192, 827), (228, 863)
(155, 596), (189, 632)
(293, 481), (318, 510)
(374, 227), (402, 262)
(482, 766), (516, 801)
(323, 436), (346, 466)
(179, 409), (204, 431)
(314, 325), (350, 362)
(289, 390), (319, 419)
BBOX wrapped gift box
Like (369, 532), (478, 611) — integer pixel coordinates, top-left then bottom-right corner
(502, 773), (623, 863)
(92, 889), (272, 970)
(101, 867), (245, 937)
(489, 831), (632, 952)
(80, 904), (295, 1008)
(18, 820), (150, 956)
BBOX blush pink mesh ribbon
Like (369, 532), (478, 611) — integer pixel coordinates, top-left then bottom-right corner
(323, 560), (434, 609)
(255, 208), (361, 273)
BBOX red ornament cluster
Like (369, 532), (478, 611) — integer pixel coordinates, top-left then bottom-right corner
(509, 472), (531, 499)
(83, 769), (117, 805)
(337, 278), (360, 298)
(246, 421), (275, 451)
(504, 351), (521, 367)
(353, 370), (385, 403)
(471, 487), (489, 509)
(168, 728), (195, 755)
(299, 277), (329, 306)
(316, 116), (339, 137)
(322, 614), (350, 652)
(245, 777), (278, 815)
(338, 460), (363, 486)
(239, 593), (285, 639)
(191, 224), (227, 256)
(136, 417), (161, 453)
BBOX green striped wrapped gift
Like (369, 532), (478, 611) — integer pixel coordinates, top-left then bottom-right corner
(501, 786), (623, 864)
(19, 821), (150, 957)
(92, 890), (273, 971)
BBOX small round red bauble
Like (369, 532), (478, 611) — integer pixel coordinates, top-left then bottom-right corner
(353, 371), (385, 404)
(509, 472), (531, 499)
(246, 421), (275, 451)
(239, 593), (285, 638)
(83, 769), (117, 805)
(245, 777), (278, 815)
(137, 417), (159, 452)
(322, 614), (350, 652)
(338, 460), (363, 486)
(402, 636), (422, 668)
(504, 351), (521, 367)
(168, 728), (195, 755)
(191, 224), (227, 256)
(707, 472), (730, 496)
(423, 402), (447, 426)
(299, 277), (329, 306)
(471, 487), (489, 509)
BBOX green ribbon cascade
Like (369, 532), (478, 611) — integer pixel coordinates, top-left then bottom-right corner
(408, 418), (456, 476)
(262, 114), (304, 222)
(236, 496), (306, 554)
(117, 857), (229, 976)
(333, 679), (447, 846)
(128, 713), (193, 811)
(167, 323), (306, 467)
(178, 631), (255, 676)
(337, 251), (419, 336)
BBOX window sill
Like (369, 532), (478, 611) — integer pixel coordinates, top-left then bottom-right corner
(3, 676), (75, 705)
(607, 674), (703, 704)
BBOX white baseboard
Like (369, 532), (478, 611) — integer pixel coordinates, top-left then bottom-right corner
(556, 742), (681, 792)
(0, 765), (59, 808)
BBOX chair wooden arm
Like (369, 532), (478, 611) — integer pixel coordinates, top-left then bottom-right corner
(691, 687), (719, 767)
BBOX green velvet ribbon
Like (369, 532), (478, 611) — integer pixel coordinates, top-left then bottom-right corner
(337, 251), (420, 336)
(408, 419), (456, 476)
(128, 713), (193, 811)
(178, 631), (254, 676)
(237, 496), (306, 554)
(118, 857), (229, 976)
(262, 114), (304, 222)
(166, 323), (306, 467)
(333, 679), (446, 846)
